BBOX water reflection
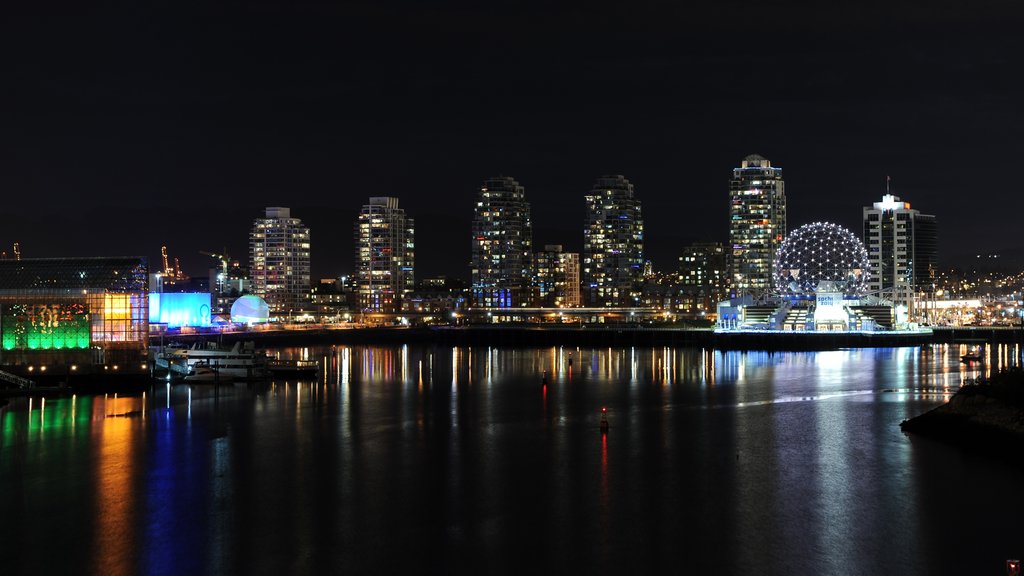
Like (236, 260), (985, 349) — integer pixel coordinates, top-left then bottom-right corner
(0, 343), (1022, 574)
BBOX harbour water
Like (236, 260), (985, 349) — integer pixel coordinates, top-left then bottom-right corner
(1, 343), (1022, 575)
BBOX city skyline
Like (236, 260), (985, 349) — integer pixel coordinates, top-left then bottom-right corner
(3, 2), (1022, 280)
(0, 163), (978, 284)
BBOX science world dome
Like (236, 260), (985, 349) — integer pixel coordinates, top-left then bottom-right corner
(773, 222), (870, 297)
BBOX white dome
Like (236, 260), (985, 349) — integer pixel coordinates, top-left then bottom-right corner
(773, 222), (870, 297)
(230, 295), (270, 324)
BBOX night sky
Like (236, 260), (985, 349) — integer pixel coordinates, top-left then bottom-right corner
(4, 0), (1022, 280)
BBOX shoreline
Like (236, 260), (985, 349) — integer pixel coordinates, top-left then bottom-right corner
(160, 325), (938, 351)
(901, 371), (1024, 455)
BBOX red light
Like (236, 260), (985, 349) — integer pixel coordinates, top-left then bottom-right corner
(601, 407), (607, 413)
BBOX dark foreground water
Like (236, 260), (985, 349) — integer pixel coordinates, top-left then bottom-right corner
(1, 343), (1023, 575)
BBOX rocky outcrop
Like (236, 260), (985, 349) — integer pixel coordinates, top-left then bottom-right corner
(901, 371), (1024, 450)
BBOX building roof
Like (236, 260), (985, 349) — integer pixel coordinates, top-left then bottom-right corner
(0, 257), (148, 292)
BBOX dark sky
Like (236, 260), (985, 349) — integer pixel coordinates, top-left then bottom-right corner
(3, 0), (1023, 280)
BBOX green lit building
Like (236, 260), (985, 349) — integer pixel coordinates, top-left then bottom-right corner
(0, 257), (149, 378)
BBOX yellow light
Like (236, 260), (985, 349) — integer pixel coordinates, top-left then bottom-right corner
(71, 365), (78, 371)
(40, 366), (46, 372)
(104, 294), (131, 320)
(113, 365), (119, 370)
(27, 366), (34, 372)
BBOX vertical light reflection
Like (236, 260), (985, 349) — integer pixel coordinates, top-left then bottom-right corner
(450, 348), (459, 422)
(91, 396), (139, 576)
(401, 344), (408, 383)
(341, 347), (350, 387)
(630, 347), (637, 383)
(452, 347), (459, 388)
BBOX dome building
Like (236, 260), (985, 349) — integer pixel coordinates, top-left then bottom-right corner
(773, 222), (870, 298)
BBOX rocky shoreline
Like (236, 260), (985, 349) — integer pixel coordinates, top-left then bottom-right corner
(901, 370), (1024, 453)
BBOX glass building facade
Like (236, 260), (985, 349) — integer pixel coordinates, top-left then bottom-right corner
(863, 194), (939, 312)
(0, 257), (149, 375)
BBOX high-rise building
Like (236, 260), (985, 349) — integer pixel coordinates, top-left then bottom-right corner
(354, 197), (415, 313)
(679, 242), (727, 314)
(471, 176), (533, 308)
(535, 245), (581, 308)
(249, 207), (311, 316)
(728, 154), (786, 297)
(862, 193), (938, 311)
(582, 175), (644, 306)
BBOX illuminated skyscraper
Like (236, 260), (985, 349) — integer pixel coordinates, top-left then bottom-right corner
(863, 193), (938, 311)
(355, 197), (415, 313)
(249, 207), (311, 316)
(728, 154), (786, 297)
(535, 245), (580, 308)
(583, 175), (644, 306)
(471, 176), (533, 308)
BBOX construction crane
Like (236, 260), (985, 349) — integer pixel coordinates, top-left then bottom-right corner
(13, 242), (20, 261)
(200, 250), (232, 293)
(161, 246), (172, 276)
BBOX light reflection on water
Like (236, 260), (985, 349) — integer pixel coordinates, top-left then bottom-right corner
(0, 343), (1022, 575)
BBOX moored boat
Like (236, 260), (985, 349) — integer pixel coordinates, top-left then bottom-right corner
(266, 359), (320, 376)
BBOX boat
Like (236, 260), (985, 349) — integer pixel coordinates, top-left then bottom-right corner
(960, 349), (983, 363)
(184, 364), (234, 383)
(159, 341), (266, 379)
(266, 359), (320, 376)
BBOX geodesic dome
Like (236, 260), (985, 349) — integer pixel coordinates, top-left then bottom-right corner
(773, 222), (870, 297)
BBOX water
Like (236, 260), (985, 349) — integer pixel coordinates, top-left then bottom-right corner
(1, 343), (1023, 575)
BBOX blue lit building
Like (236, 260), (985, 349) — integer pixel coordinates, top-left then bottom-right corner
(149, 292), (213, 327)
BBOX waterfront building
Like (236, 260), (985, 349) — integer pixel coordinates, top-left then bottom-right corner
(0, 257), (149, 378)
(582, 175), (644, 307)
(249, 207), (311, 317)
(728, 154), (786, 297)
(678, 242), (727, 315)
(354, 197), (415, 313)
(534, 245), (581, 308)
(863, 193), (939, 313)
(471, 176), (534, 308)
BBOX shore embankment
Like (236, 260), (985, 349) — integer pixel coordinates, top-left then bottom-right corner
(163, 325), (935, 350)
(901, 370), (1024, 452)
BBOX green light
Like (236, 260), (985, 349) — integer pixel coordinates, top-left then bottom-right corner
(2, 303), (91, 351)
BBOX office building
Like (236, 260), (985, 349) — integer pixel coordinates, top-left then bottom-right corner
(354, 197), (415, 313)
(583, 175), (644, 306)
(863, 194), (938, 311)
(249, 207), (311, 316)
(471, 176), (533, 308)
(728, 154), (786, 297)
